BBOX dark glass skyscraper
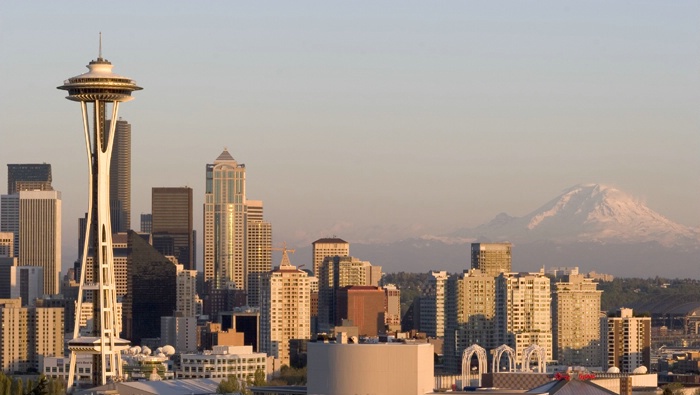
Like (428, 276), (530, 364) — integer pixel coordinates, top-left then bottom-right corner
(7, 163), (52, 194)
(152, 187), (194, 270)
(123, 231), (177, 345)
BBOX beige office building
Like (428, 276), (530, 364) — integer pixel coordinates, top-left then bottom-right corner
(16, 190), (62, 295)
(553, 273), (602, 367)
(245, 200), (272, 307)
(496, 270), (552, 362)
(261, 252), (310, 367)
(312, 237), (349, 276)
(444, 269), (497, 372)
(0, 299), (63, 373)
(471, 242), (512, 276)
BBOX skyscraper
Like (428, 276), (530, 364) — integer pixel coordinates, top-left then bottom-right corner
(444, 269), (497, 373)
(245, 200), (271, 307)
(496, 270), (553, 362)
(552, 273), (602, 367)
(1, 191), (61, 295)
(204, 149), (246, 288)
(317, 255), (381, 333)
(312, 237), (349, 276)
(471, 242), (512, 276)
(7, 164), (52, 195)
(108, 118), (131, 233)
(261, 249), (310, 367)
(601, 308), (651, 373)
(420, 271), (448, 338)
(152, 187), (194, 270)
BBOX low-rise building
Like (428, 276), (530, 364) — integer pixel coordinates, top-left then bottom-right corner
(178, 345), (267, 381)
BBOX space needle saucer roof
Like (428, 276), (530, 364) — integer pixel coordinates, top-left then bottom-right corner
(58, 55), (142, 102)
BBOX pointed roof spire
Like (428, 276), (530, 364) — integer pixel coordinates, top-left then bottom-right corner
(98, 32), (103, 60)
(274, 242), (297, 268)
(215, 148), (235, 162)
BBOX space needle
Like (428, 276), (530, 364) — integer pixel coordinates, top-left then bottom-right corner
(58, 35), (142, 390)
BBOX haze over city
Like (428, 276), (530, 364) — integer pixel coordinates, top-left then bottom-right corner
(1, 1), (698, 276)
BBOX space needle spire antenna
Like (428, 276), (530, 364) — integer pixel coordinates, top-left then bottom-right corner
(58, 36), (142, 391)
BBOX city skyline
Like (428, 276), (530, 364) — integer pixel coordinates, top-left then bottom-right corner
(1, 2), (698, 275)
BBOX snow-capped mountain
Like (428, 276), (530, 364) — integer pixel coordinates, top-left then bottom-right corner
(451, 184), (699, 246)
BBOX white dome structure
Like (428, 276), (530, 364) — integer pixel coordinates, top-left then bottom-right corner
(632, 366), (648, 374)
(162, 345), (176, 356)
(606, 367), (620, 373)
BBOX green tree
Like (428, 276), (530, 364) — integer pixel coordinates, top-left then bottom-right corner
(662, 382), (684, 395)
(217, 375), (240, 394)
(253, 368), (266, 386)
(11, 377), (23, 395)
(28, 375), (48, 395)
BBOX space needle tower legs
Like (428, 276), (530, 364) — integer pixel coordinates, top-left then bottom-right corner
(58, 36), (142, 390)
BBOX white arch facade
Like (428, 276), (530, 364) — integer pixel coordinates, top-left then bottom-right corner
(521, 344), (546, 373)
(461, 344), (487, 387)
(491, 344), (515, 373)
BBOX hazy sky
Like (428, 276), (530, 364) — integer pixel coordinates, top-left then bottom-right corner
(1, 1), (698, 272)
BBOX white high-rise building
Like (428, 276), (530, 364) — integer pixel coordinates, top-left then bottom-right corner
(496, 270), (553, 362)
(204, 149), (246, 289)
(176, 264), (198, 317)
(312, 238), (349, 277)
(420, 271), (448, 338)
(261, 250), (310, 367)
(552, 274), (602, 367)
(1, 190), (61, 295)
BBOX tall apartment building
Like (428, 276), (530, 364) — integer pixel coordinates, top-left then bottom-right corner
(245, 200), (271, 307)
(0, 299), (63, 373)
(312, 238), (349, 276)
(7, 163), (52, 195)
(496, 270), (553, 362)
(152, 187), (194, 270)
(317, 255), (381, 333)
(1, 190), (61, 295)
(176, 264), (199, 317)
(444, 269), (497, 372)
(552, 274), (602, 367)
(204, 149), (246, 288)
(471, 242), (512, 276)
(108, 119), (131, 233)
(601, 308), (651, 373)
(420, 271), (449, 338)
(261, 251), (310, 367)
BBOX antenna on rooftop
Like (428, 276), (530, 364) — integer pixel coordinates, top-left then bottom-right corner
(98, 32), (103, 59)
